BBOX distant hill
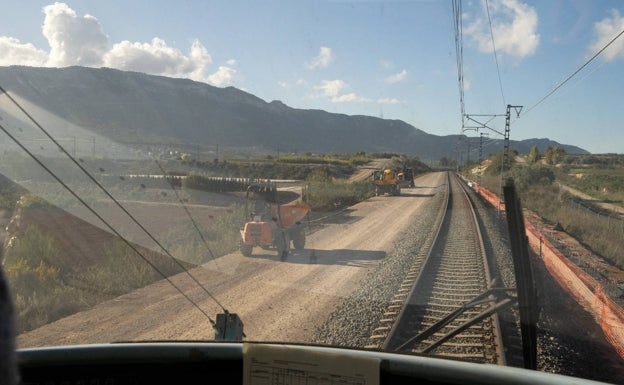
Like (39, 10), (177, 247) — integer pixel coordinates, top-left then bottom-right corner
(0, 66), (588, 159)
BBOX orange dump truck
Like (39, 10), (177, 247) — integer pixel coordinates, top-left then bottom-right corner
(240, 201), (310, 261)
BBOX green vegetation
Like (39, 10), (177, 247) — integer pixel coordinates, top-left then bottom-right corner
(468, 152), (624, 270)
(484, 150), (517, 175)
(527, 146), (540, 164)
(80, 239), (184, 296)
(506, 165), (555, 192)
(0, 174), (21, 210)
(0, 189), (19, 211)
(543, 145), (566, 165)
(161, 204), (246, 265)
(4, 224), (188, 333)
(184, 158), (355, 180)
(303, 170), (373, 212)
(559, 168), (624, 207)
(273, 152), (371, 167)
(4, 227), (79, 332)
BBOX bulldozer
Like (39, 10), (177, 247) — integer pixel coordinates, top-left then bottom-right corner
(239, 183), (310, 261)
(372, 168), (401, 196)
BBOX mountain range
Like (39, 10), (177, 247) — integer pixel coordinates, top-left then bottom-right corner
(0, 65), (588, 160)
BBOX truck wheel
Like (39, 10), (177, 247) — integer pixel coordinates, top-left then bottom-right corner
(292, 230), (305, 250)
(275, 233), (289, 261)
(240, 241), (253, 257)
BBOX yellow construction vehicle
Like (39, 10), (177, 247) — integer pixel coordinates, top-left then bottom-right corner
(372, 168), (401, 196)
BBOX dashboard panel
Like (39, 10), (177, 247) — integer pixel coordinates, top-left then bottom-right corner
(16, 342), (610, 385)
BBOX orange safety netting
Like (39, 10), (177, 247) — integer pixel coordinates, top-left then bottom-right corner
(473, 183), (624, 359)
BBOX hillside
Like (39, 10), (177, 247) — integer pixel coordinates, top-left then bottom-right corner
(0, 65), (588, 159)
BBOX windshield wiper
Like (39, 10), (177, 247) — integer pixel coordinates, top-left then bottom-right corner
(503, 178), (539, 370)
(395, 284), (517, 353)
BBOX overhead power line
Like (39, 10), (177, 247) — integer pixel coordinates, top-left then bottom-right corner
(525, 26), (624, 115)
(485, 0), (506, 107)
(452, 0), (466, 129)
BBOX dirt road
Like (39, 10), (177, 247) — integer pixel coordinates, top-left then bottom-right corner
(17, 172), (446, 348)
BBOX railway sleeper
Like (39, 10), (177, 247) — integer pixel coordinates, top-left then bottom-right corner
(383, 311), (399, 317)
(424, 308), (485, 316)
(436, 353), (486, 360)
(425, 342), (488, 348)
(432, 284), (485, 292)
(420, 317), (489, 327)
(430, 329), (485, 338)
(424, 309), (492, 318)
(427, 302), (482, 309)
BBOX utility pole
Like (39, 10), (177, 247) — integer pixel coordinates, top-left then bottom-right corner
(464, 105), (521, 212)
(503, 105), (523, 173)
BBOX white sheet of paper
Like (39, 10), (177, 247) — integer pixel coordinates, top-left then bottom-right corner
(243, 344), (380, 385)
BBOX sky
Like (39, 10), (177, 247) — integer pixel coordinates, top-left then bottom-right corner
(0, 0), (623, 154)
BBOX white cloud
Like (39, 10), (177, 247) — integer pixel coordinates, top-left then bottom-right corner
(0, 2), (234, 85)
(588, 9), (624, 61)
(314, 79), (371, 103)
(0, 37), (48, 66)
(465, 0), (539, 59)
(385, 69), (407, 84)
(43, 2), (108, 66)
(333, 93), (371, 103)
(207, 65), (237, 86)
(307, 46), (333, 69)
(378, 98), (401, 104)
(103, 38), (212, 81)
(314, 79), (346, 97)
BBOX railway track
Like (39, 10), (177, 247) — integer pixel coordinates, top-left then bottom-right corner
(367, 172), (511, 364)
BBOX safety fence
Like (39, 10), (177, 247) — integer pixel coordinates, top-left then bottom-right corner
(471, 181), (624, 360)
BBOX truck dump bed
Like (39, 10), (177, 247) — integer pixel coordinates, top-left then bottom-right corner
(274, 203), (311, 228)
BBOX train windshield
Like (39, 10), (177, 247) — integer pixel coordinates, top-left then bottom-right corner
(1, 1), (623, 384)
